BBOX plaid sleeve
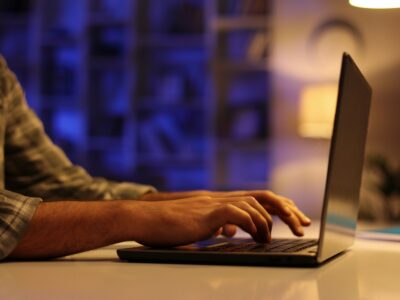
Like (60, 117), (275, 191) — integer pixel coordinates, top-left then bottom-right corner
(2, 57), (156, 201)
(0, 190), (42, 260)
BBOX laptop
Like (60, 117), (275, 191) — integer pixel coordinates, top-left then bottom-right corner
(117, 53), (372, 267)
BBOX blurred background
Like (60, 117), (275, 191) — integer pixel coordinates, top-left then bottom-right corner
(0, 0), (399, 220)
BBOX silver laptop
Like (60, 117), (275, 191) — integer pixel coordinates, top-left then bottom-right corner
(117, 53), (372, 267)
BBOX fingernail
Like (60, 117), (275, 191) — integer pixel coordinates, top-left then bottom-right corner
(297, 227), (304, 235)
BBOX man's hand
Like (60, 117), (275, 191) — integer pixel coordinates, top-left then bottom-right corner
(126, 196), (273, 247)
(140, 190), (311, 238)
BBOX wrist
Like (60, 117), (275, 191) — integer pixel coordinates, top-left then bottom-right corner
(116, 200), (148, 242)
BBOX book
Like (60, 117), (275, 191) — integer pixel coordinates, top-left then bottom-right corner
(246, 31), (268, 61)
(357, 227), (400, 242)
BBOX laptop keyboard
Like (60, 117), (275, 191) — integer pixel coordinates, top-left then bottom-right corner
(201, 239), (318, 253)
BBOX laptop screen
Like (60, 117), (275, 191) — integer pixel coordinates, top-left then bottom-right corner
(317, 53), (372, 263)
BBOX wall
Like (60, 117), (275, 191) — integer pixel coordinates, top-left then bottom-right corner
(270, 0), (400, 218)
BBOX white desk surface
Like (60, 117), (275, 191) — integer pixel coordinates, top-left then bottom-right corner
(1, 222), (400, 300)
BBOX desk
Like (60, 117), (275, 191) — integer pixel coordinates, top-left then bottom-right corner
(1, 224), (400, 300)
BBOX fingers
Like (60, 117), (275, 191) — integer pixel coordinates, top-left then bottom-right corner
(261, 193), (311, 236)
(234, 201), (271, 242)
(212, 197), (272, 243)
(280, 213), (305, 236)
(250, 191), (311, 227)
(284, 199), (311, 226)
(221, 196), (273, 230)
(213, 225), (236, 238)
(212, 190), (298, 220)
(257, 191), (294, 217)
(209, 190), (311, 237)
(222, 224), (237, 237)
(214, 204), (264, 243)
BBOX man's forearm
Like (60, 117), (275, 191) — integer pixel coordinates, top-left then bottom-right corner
(9, 200), (136, 259)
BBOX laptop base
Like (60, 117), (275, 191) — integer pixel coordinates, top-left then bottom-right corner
(117, 238), (320, 267)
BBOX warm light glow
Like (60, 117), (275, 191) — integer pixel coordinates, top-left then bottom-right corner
(299, 84), (337, 139)
(349, 0), (400, 9)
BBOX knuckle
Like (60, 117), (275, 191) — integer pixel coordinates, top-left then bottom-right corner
(222, 203), (236, 213)
(239, 200), (251, 207)
(245, 196), (257, 204)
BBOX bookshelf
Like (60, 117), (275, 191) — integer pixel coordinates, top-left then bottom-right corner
(208, 0), (271, 189)
(0, 0), (272, 191)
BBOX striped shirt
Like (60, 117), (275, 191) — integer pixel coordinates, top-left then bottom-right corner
(0, 56), (156, 260)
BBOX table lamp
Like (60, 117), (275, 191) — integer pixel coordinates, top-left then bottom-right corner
(349, 0), (400, 9)
(298, 84), (337, 139)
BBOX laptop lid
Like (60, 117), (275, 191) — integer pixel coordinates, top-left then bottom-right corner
(316, 53), (372, 263)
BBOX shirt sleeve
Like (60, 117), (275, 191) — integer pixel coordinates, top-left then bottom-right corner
(2, 58), (156, 201)
(0, 190), (42, 260)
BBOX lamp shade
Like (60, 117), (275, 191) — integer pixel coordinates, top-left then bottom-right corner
(349, 0), (400, 9)
(299, 84), (337, 139)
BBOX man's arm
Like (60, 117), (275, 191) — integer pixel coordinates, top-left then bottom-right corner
(9, 195), (274, 259)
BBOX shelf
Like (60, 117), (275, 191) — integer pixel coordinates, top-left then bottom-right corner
(41, 36), (79, 47)
(215, 60), (268, 72)
(136, 98), (205, 112)
(88, 137), (124, 150)
(212, 16), (268, 31)
(137, 34), (205, 48)
(89, 14), (129, 26)
(218, 139), (268, 150)
(137, 155), (205, 167)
